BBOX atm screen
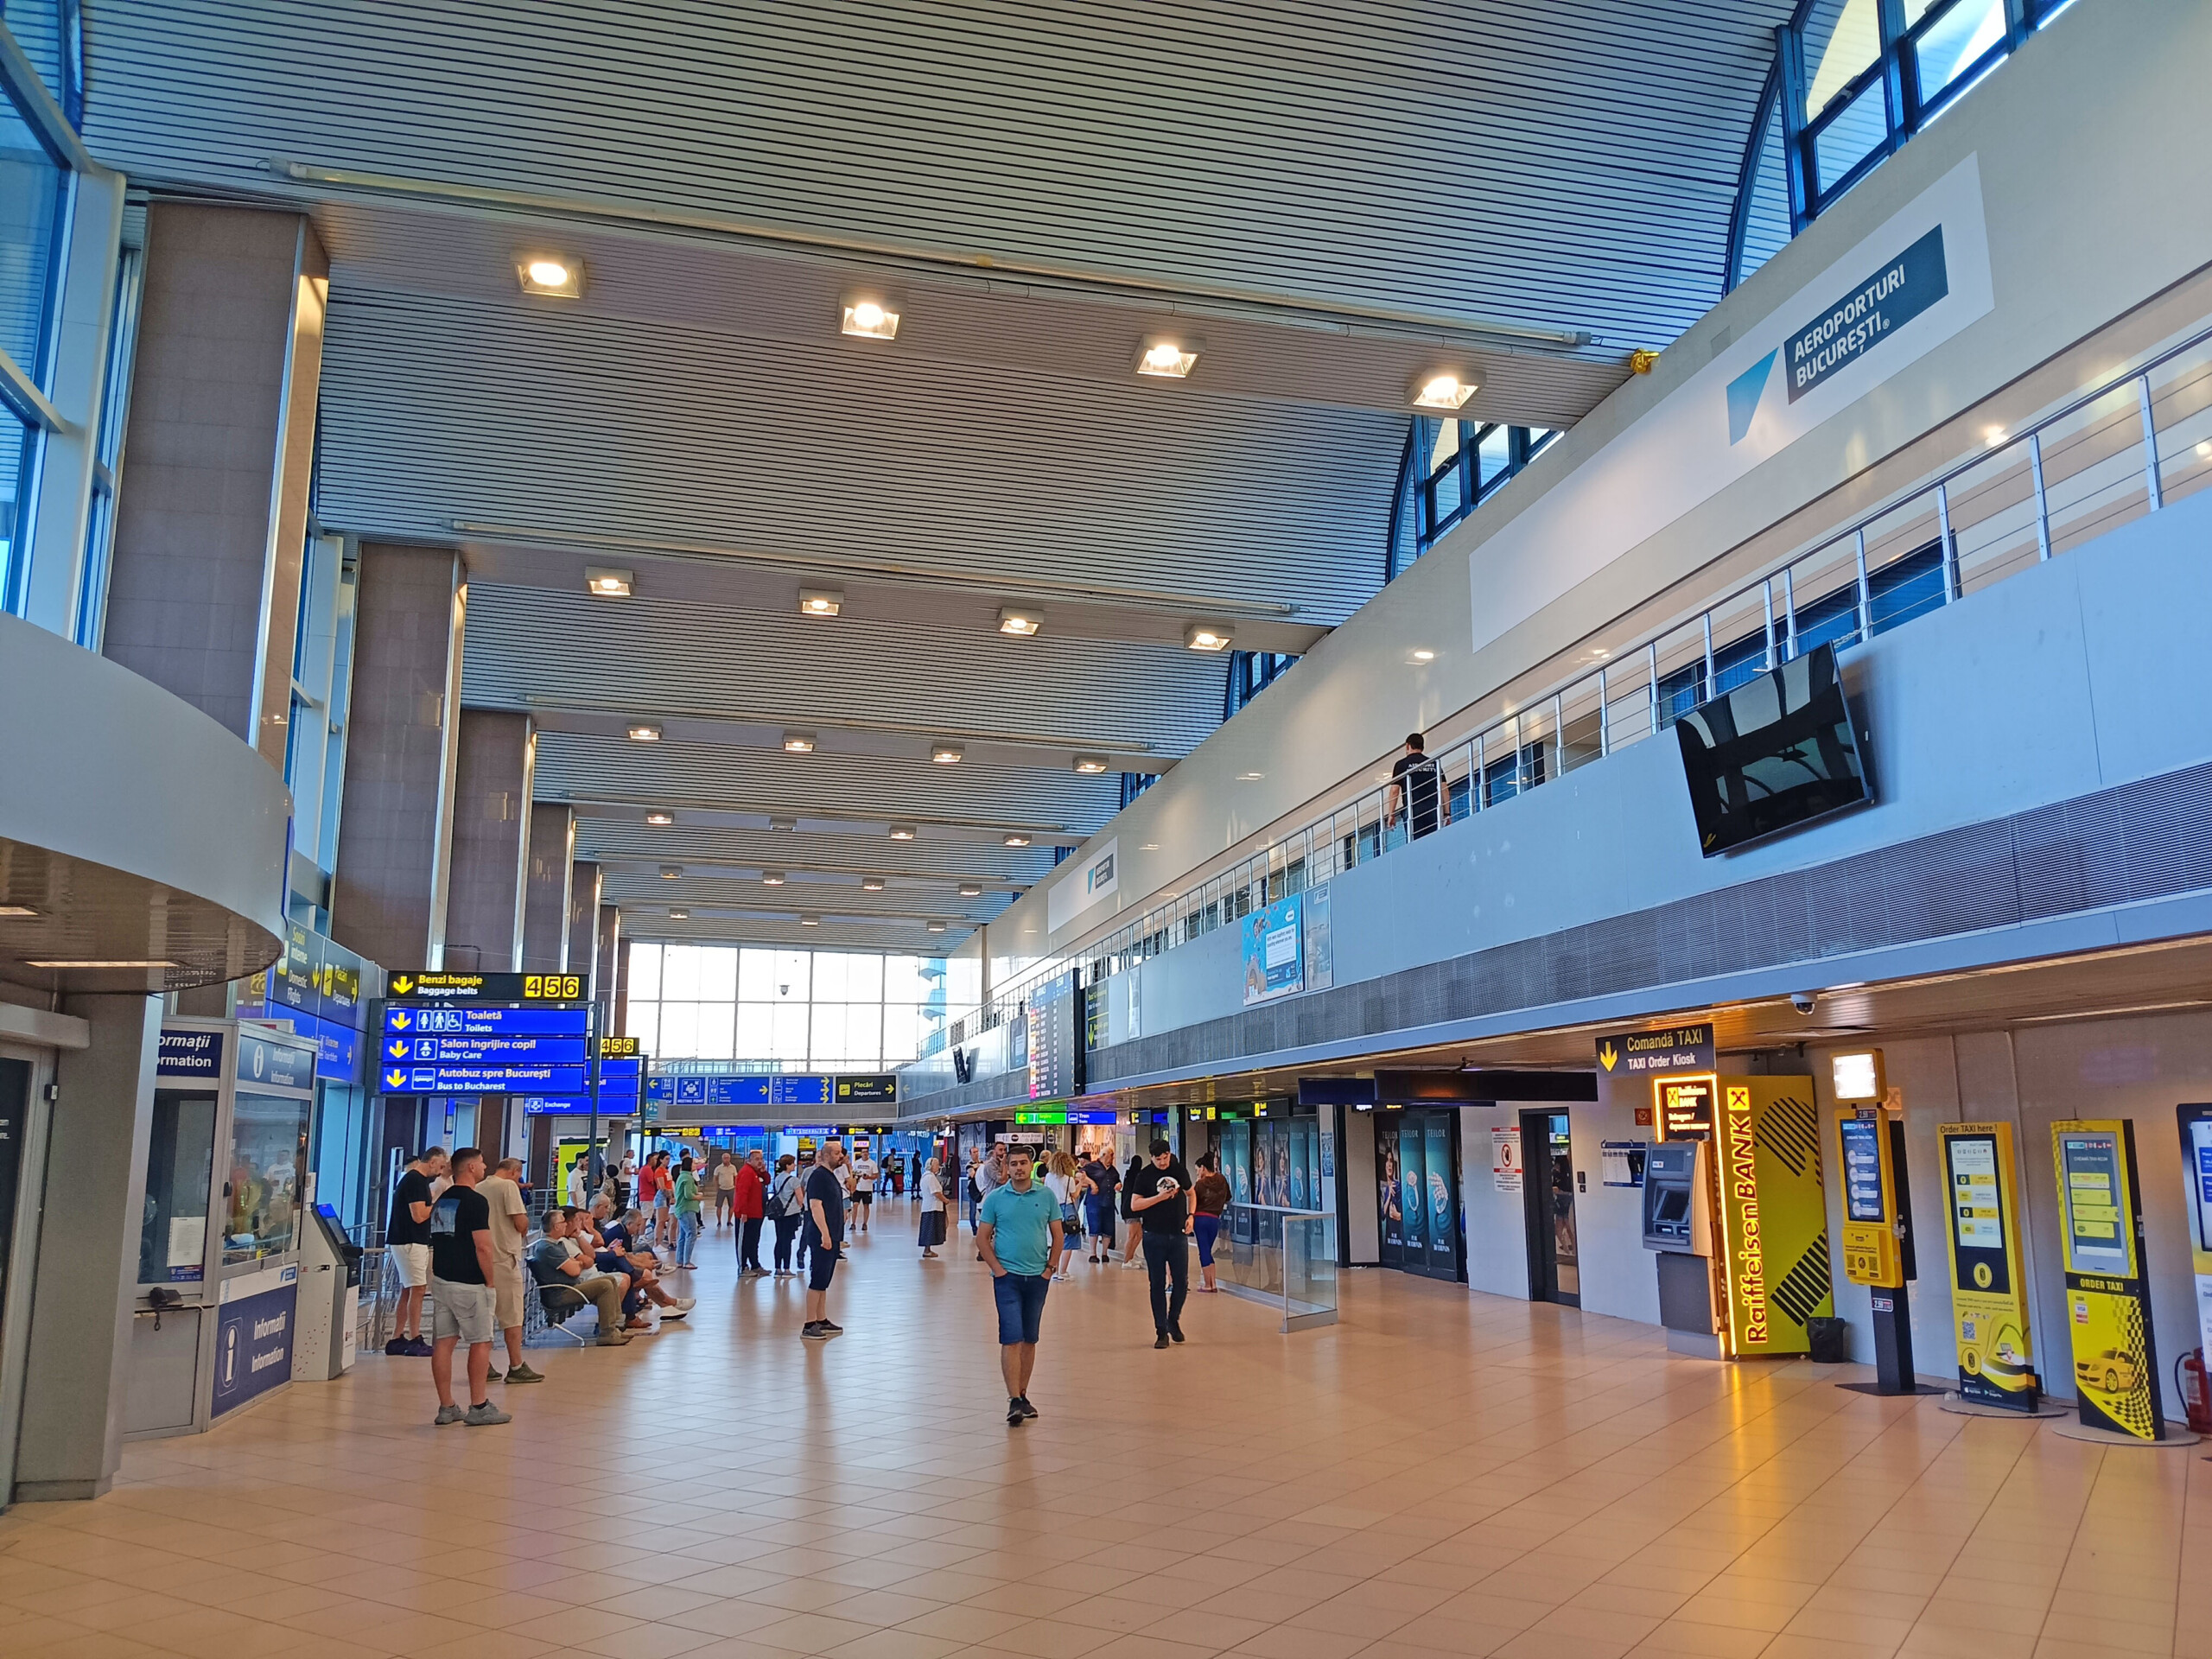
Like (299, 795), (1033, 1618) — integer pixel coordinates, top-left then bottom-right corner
(1653, 1186), (1690, 1225)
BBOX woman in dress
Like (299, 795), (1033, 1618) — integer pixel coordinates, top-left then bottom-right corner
(918, 1156), (948, 1258)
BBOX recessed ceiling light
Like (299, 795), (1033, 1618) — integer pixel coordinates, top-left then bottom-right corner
(769, 814), (798, 832)
(659, 864), (683, 880)
(627, 722), (663, 742)
(1002, 832), (1032, 848)
(1183, 623), (1233, 652)
(27, 957), (180, 969)
(799, 587), (843, 617)
(1139, 843), (1160, 851)
(997, 607), (1042, 638)
(668, 906), (690, 920)
(861, 875), (886, 892)
(1984, 425), (2007, 445)
(799, 913), (823, 927)
(931, 741), (964, 766)
(585, 566), (633, 598)
(926, 921), (948, 934)
(518, 256), (583, 297)
(1413, 371), (1477, 411)
(888, 823), (917, 841)
(1410, 649), (1435, 663)
(957, 882), (983, 898)
(1137, 338), (1198, 378)
(1237, 772), (1264, 782)
(0, 904), (35, 917)
(841, 298), (899, 340)
(783, 731), (817, 753)
(761, 870), (786, 886)
(645, 810), (675, 826)
(1072, 754), (1109, 774)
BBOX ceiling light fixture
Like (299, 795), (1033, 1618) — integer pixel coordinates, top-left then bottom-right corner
(926, 921), (948, 934)
(1413, 371), (1478, 411)
(861, 875), (886, 892)
(997, 607), (1042, 638)
(1410, 649), (1435, 663)
(627, 722), (663, 742)
(769, 814), (798, 832)
(888, 823), (917, 841)
(783, 731), (817, 753)
(585, 566), (633, 598)
(931, 741), (964, 766)
(799, 913), (823, 927)
(1183, 622), (1234, 652)
(659, 864), (683, 879)
(798, 587), (843, 617)
(668, 906), (690, 920)
(25, 957), (180, 969)
(518, 255), (583, 297)
(1002, 832), (1032, 848)
(645, 810), (675, 826)
(1072, 754), (1109, 774)
(1136, 337), (1199, 378)
(0, 904), (35, 917)
(957, 882), (983, 898)
(840, 297), (899, 340)
(761, 870), (786, 886)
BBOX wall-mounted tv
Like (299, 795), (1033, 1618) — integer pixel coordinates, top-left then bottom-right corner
(1675, 641), (1868, 856)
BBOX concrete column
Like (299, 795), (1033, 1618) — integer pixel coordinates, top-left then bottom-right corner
(569, 861), (602, 984)
(594, 903), (622, 1034)
(521, 804), (575, 973)
(12, 995), (158, 1502)
(443, 712), (534, 974)
(329, 544), (465, 972)
(100, 205), (328, 766)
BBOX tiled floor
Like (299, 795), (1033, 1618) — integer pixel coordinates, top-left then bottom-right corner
(4, 1204), (2208, 1659)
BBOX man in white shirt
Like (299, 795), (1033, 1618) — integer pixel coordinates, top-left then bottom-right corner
(712, 1151), (739, 1231)
(477, 1157), (543, 1385)
(849, 1150), (880, 1233)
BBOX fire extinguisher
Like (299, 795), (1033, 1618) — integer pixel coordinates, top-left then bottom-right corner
(2178, 1350), (2212, 1434)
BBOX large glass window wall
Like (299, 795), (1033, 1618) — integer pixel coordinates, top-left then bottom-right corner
(625, 943), (949, 1069)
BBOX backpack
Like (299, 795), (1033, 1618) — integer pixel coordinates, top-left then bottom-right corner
(767, 1171), (798, 1218)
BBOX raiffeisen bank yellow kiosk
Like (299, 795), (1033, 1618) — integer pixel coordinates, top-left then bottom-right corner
(1644, 1073), (1834, 1358)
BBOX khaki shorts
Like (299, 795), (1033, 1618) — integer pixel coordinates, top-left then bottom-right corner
(493, 1257), (526, 1329)
(389, 1242), (431, 1288)
(430, 1278), (496, 1345)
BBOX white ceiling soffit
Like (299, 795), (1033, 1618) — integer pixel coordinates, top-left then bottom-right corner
(575, 818), (1064, 881)
(81, 0), (1789, 351)
(323, 291), (1404, 627)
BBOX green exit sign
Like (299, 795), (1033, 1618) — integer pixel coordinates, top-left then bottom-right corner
(1015, 1109), (1068, 1125)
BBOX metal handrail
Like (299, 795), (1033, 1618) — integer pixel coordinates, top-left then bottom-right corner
(943, 321), (2212, 1052)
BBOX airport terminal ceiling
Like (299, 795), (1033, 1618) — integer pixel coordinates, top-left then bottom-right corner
(79, 0), (1800, 953)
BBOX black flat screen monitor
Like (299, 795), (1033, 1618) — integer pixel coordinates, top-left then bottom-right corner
(1675, 642), (1867, 855)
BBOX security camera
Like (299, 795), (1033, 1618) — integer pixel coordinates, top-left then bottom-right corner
(1790, 991), (1819, 1015)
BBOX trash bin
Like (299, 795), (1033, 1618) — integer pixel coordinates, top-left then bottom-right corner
(1807, 1316), (1852, 1363)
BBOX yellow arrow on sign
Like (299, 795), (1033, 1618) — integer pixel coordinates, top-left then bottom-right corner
(1599, 1041), (1619, 1072)
(385, 1070), (406, 1089)
(391, 975), (414, 995)
(390, 1009), (410, 1030)
(387, 1039), (408, 1059)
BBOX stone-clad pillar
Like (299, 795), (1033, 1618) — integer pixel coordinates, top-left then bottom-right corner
(569, 861), (602, 983)
(443, 712), (534, 973)
(521, 805), (575, 973)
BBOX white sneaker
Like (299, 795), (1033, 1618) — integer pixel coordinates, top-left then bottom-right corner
(672, 1296), (696, 1312)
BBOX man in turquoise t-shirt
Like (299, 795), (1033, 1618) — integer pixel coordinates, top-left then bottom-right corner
(977, 1144), (1063, 1427)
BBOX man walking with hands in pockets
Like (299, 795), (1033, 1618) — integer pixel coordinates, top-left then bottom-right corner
(977, 1143), (1061, 1426)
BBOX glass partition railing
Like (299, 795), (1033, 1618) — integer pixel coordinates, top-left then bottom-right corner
(1215, 1204), (1337, 1332)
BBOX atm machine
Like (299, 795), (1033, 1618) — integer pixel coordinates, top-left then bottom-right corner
(293, 1204), (363, 1382)
(127, 1020), (316, 1438)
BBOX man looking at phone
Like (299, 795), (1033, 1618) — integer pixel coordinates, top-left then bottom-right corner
(1126, 1139), (1195, 1348)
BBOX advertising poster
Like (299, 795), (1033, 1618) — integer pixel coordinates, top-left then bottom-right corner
(2181, 1107), (2212, 1367)
(2052, 1121), (2164, 1439)
(1401, 1129), (1426, 1252)
(1491, 1126), (1522, 1193)
(1241, 894), (1304, 1005)
(1599, 1141), (1647, 1187)
(1426, 1117), (1455, 1257)
(1289, 1126), (1310, 1211)
(1379, 1132), (1403, 1249)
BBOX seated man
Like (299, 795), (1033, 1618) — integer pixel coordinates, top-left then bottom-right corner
(588, 1198), (696, 1319)
(527, 1210), (633, 1344)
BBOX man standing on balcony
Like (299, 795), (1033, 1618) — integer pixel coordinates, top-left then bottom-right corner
(1388, 731), (1449, 840)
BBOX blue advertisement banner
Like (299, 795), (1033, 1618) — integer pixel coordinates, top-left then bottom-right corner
(1784, 225), (1948, 403)
(384, 1005), (590, 1037)
(1240, 893), (1305, 1006)
(156, 1028), (224, 1079)
(212, 1281), (296, 1416)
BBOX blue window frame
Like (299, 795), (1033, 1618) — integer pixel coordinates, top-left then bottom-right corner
(1385, 420), (1554, 581)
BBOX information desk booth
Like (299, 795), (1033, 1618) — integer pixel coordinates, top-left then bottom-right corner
(127, 1020), (315, 1439)
(1642, 1073), (1834, 1359)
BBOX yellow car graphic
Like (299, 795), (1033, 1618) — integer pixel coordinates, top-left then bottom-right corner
(2074, 1347), (2138, 1395)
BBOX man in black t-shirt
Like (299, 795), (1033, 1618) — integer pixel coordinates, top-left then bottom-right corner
(1126, 1140), (1196, 1347)
(427, 1147), (510, 1427)
(803, 1139), (849, 1339)
(384, 1147), (446, 1357)
(1388, 732), (1449, 841)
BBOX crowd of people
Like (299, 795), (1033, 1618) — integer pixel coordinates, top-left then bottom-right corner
(385, 1130), (1242, 1428)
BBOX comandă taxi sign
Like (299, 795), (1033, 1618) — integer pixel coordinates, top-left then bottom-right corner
(1938, 1121), (2039, 1409)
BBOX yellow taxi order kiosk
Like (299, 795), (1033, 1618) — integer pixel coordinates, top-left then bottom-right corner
(1650, 1073), (1833, 1357)
(2051, 1120), (2166, 1440)
(1937, 1122), (2040, 1409)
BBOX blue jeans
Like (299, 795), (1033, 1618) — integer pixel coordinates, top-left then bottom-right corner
(992, 1272), (1050, 1345)
(1194, 1211), (1219, 1268)
(677, 1211), (699, 1265)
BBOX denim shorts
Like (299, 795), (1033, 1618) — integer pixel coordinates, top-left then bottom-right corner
(992, 1272), (1050, 1345)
